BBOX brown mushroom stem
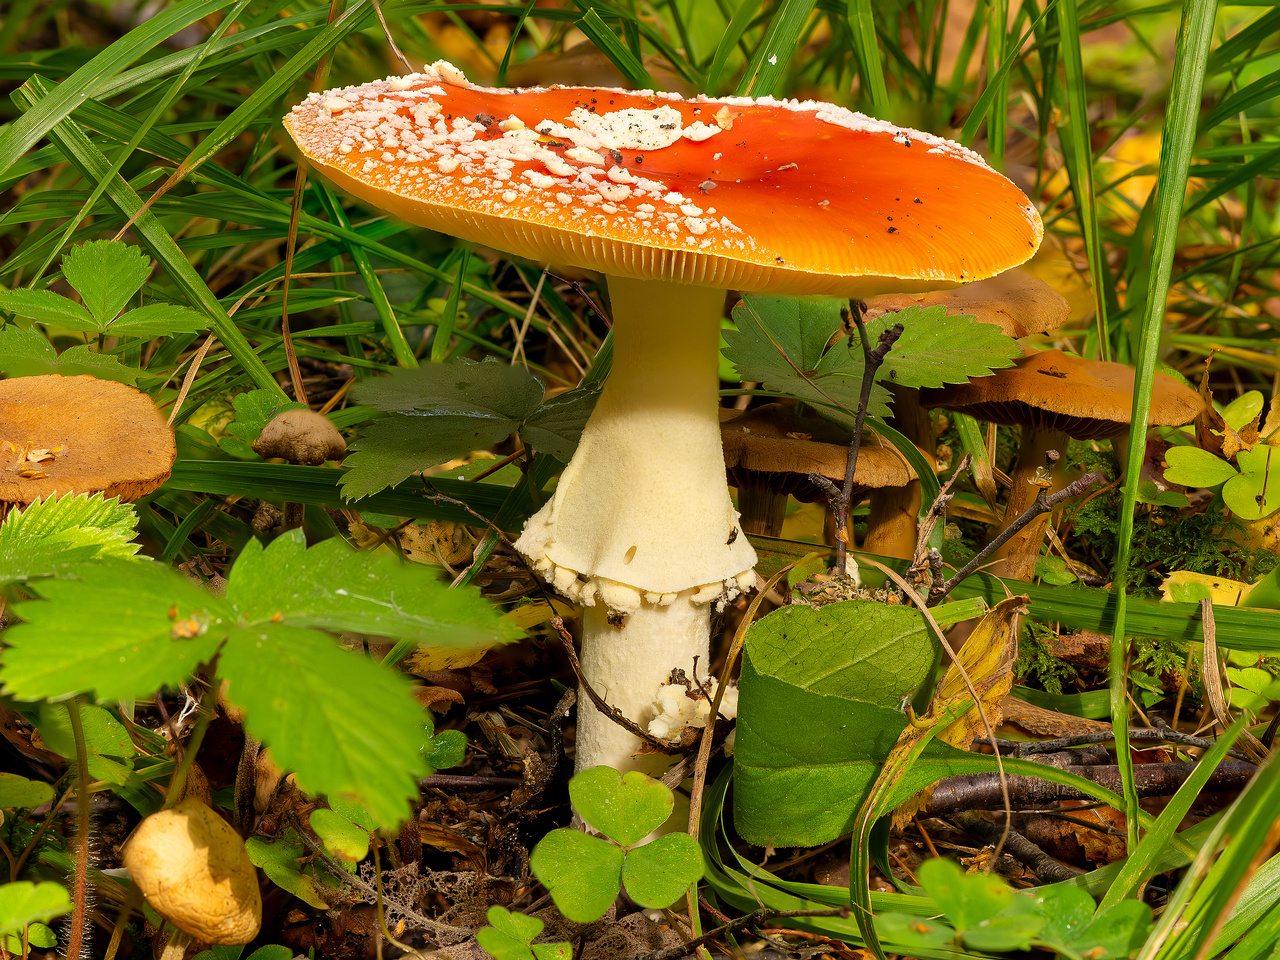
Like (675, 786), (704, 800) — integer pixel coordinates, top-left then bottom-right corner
(736, 483), (789, 537)
(989, 425), (1071, 580)
(865, 387), (932, 560)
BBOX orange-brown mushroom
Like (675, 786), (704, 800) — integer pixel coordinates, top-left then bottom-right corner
(922, 349), (1203, 579)
(284, 62), (1043, 778)
(0, 374), (175, 516)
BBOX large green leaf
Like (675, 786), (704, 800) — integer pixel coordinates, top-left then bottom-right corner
(1, 559), (229, 702)
(0, 325), (142, 383)
(225, 531), (522, 648)
(60, 240), (150, 327)
(733, 599), (956, 846)
(220, 622), (427, 827)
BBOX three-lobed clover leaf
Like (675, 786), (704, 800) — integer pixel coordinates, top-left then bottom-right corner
(528, 766), (704, 924)
(477, 905), (572, 960)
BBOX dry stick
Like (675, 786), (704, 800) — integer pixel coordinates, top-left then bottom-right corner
(637, 908), (848, 960)
(978, 727), (1253, 762)
(808, 303), (904, 577)
(1199, 598), (1270, 763)
(927, 470), (1108, 604)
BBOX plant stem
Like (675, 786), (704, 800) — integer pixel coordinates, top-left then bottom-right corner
(65, 697), (92, 960)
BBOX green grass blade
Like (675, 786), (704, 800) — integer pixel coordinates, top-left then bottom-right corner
(704, 2), (762, 95)
(844, 0), (889, 117)
(575, 7), (655, 88)
(432, 247), (471, 362)
(1109, 0), (1219, 855)
(12, 77), (284, 399)
(0, 0), (238, 177)
(736, 0), (817, 97)
(1054, 0), (1110, 359)
(984, 0), (1009, 170)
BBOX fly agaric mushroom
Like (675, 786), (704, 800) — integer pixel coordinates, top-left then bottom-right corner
(0, 374), (175, 517)
(922, 348), (1202, 580)
(122, 797), (262, 945)
(720, 403), (913, 538)
(284, 62), (1042, 778)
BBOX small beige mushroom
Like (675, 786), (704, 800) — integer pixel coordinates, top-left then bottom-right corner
(0, 374), (175, 517)
(122, 797), (262, 945)
(252, 408), (346, 466)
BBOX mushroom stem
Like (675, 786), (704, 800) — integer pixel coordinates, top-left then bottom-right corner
(989, 425), (1071, 580)
(865, 387), (932, 560)
(516, 277), (755, 779)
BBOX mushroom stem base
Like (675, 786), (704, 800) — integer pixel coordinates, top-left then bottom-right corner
(576, 594), (710, 778)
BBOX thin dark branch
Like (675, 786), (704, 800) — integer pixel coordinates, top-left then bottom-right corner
(952, 811), (1084, 883)
(978, 727), (1253, 763)
(928, 470), (1107, 603)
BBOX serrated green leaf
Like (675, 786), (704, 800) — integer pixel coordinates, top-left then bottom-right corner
(340, 413), (522, 500)
(0, 773), (55, 809)
(0, 559), (230, 702)
(60, 240), (151, 327)
(620, 833), (703, 908)
(724, 295), (888, 423)
(0, 492), (141, 584)
(0, 882), (71, 938)
(0, 289), (97, 330)
(1164, 445), (1239, 488)
(309, 808), (370, 862)
(225, 531), (521, 648)
(570, 767), (675, 847)
(221, 389), (305, 460)
(108, 303), (209, 338)
(519, 386), (598, 462)
(352, 358), (544, 416)
(528, 829), (623, 923)
(0, 326), (141, 384)
(220, 623), (427, 827)
(869, 305), (1020, 389)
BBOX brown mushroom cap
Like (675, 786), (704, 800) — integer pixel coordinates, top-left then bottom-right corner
(122, 798), (262, 945)
(920, 348), (1204, 439)
(284, 63), (1042, 297)
(0, 375), (175, 513)
(720, 403), (914, 501)
(861, 268), (1069, 338)
(252, 409), (347, 465)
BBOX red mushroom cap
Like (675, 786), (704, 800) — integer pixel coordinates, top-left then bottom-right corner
(284, 63), (1042, 296)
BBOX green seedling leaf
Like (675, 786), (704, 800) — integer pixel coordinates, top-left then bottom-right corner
(960, 896), (1045, 952)
(0, 881), (72, 937)
(221, 389), (307, 460)
(1029, 884), (1094, 950)
(733, 600), (956, 846)
(529, 829), (623, 923)
(1, 558), (230, 702)
(1036, 554), (1078, 585)
(868, 305), (1020, 389)
(226, 531), (521, 648)
(0, 289), (96, 330)
(246, 836), (329, 911)
(1071, 900), (1151, 960)
(1224, 445), (1280, 520)
(426, 729), (467, 771)
(36, 701), (136, 760)
(874, 913), (953, 950)
(570, 767), (674, 846)
(0, 773), (54, 809)
(189, 946), (243, 960)
(486, 904), (543, 944)
(0, 325), (141, 384)
(4, 920), (57, 952)
(532, 945), (572, 960)
(60, 240), (151, 327)
(919, 857), (1013, 931)
(620, 832), (703, 908)
(0, 493), (141, 585)
(309, 808), (370, 862)
(1164, 444), (1239, 488)
(327, 796), (379, 831)
(245, 947), (294, 960)
(477, 906), (574, 960)
(1222, 390), (1265, 432)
